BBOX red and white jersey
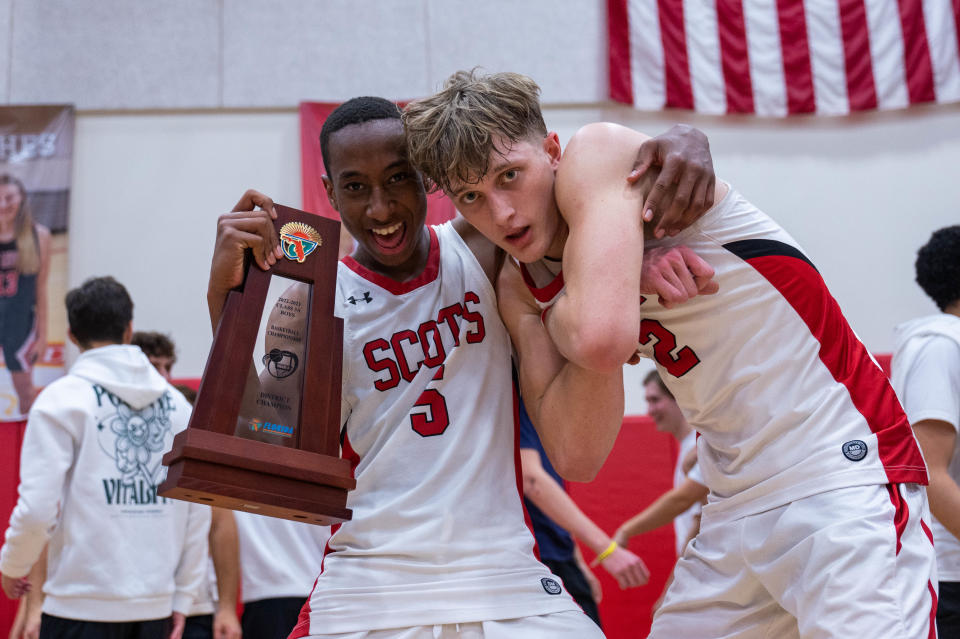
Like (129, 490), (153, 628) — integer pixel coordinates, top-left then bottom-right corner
(293, 223), (578, 636)
(520, 187), (927, 524)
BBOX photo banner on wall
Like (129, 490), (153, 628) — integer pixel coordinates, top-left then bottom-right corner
(299, 101), (456, 253)
(0, 105), (74, 421)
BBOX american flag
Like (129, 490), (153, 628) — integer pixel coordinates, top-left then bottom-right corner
(609, 0), (960, 116)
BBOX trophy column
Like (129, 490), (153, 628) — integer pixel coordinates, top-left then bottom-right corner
(160, 206), (354, 525)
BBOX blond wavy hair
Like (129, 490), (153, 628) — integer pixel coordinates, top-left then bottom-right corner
(402, 70), (547, 193)
(1, 175), (40, 274)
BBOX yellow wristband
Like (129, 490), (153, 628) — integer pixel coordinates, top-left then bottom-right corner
(595, 540), (618, 564)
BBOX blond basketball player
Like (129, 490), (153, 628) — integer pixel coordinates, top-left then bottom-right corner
(403, 70), (937, 639)
(207, 97), (718, 639)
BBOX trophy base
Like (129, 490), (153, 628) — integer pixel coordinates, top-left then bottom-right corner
(160, 429), (354, 526)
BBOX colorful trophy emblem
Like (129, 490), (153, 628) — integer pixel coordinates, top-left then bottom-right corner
(280, 222), (322, 263)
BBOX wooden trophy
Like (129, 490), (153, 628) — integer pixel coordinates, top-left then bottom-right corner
(160, 205), (354, 525)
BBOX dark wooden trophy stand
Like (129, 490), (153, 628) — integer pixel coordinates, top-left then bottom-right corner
(160, 205), (354, 525)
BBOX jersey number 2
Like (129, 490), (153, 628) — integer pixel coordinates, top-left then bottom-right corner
(639, 319), (700, 377)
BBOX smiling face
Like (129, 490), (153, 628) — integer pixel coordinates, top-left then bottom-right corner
(322, 119), (429, 280)
(449, 133), (566, 263)
(644, 381), (686, 436)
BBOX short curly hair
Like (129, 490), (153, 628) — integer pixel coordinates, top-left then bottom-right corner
(402, 69), (547, 194)
(320, 97), (402, 176)
(131, 331), (176, 362)
(915, 225), (960, 311)
(66, 277), (133, 348)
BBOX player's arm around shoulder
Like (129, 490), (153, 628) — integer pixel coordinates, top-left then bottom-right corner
(497, 262), (624, 481)
(550, 123), (649, 373)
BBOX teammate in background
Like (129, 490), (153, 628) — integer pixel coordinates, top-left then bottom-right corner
(891, 224), (960, 637)
(132, 331), (177, 382)
(132, 330), (242, 639)
(0, 174), (50, 415)
(403, 70), (936, 638)
(233, 512), (328, 639)
(613, 371), (707, 556)
(519, 396), (649, 629)
(0, 276), (209, 639)
(208, 96), (716, 638)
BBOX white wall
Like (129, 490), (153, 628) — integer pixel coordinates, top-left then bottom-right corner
(2, 0), (606, 108)
(31, 0), (956, 413)
(69, 104), (960, 414)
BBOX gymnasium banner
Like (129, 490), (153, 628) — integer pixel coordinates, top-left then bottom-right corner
(299, 101), (456, 252)
(0, 105), (74, 421)
(609, 0), (960, 116)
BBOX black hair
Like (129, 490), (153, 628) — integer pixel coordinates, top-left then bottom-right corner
(915, 225), (960, 311)
(320, 96), (402, 175)
(66, 276), (133, 348)
(131, 331), (176, 361)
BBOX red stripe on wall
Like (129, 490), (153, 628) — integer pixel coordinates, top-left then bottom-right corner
(837, 0), (878, 111)
(658, 0), (694, 109)
(0, 421), (27, 639)
(608, 0), (634, 104)
(897, 0), (937, 104)
(777, 0), (816, 114)
(717, 0), (755, 113)
(743, 255), (927, 484)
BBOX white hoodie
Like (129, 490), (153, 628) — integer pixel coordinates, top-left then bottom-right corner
(0, 344), (210, 621)
(891, 313), (960, 580)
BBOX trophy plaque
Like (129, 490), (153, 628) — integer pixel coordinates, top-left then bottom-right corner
(160, 205), (354, 525)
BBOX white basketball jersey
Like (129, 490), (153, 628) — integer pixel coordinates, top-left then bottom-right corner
(293, 223), (578, 636)
(520, 188), (927, 524)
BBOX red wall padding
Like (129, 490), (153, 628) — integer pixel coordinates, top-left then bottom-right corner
(568, 415), (678, 638)
(0, 356), (896, 638)
(0, 420), (27, 635)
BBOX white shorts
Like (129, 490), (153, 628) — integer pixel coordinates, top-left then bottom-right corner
(306, 610), (605, 639)
(649, 483), (937, 639)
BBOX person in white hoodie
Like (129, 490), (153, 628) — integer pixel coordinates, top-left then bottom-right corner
(233, 512), (328, 639)
(891, 224), (960, 638)
(0, 276), (210, 639)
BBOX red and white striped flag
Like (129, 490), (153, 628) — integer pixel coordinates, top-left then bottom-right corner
(609, 0), (960, 116)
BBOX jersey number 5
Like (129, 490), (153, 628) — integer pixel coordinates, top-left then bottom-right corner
(411, 388), (450, 437)
(639, 319), (700, 377)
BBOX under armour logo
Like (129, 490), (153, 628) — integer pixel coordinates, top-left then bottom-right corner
(348, 292), (373, 305)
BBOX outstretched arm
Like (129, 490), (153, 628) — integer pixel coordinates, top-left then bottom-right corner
(613, 477), (708, 547)
(521, 448), (649, 589)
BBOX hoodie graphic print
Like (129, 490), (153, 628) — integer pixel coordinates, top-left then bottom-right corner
(0, 344), (210, 622)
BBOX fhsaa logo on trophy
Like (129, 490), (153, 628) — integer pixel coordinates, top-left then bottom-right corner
(249, 419), (294, 438)
(280, 222), (322, 263)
